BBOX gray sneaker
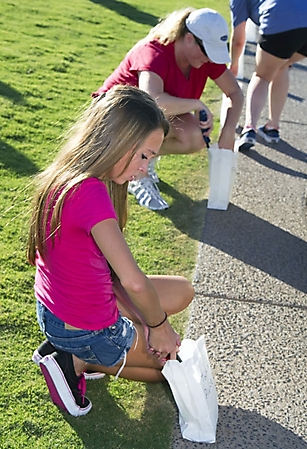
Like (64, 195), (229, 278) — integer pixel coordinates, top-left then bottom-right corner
(147, 157), (160, 183)
(238, 129), (256, 151)
(258, 125), (280, 143)
(128, 177), (169, 210)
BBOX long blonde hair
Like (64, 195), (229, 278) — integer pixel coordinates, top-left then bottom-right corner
(146, 7), (195, 45)
(28, 85), (169, 264)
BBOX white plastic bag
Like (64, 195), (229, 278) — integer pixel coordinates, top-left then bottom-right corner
(162, 335), (218, 443)
(207, 143), (238, 210)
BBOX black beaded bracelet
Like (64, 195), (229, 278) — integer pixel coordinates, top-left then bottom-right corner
(146, 312), (168, 328)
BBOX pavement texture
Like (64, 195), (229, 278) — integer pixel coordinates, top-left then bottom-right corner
(171, 42), (307, 448)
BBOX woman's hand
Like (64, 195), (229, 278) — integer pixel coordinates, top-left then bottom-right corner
(196, 103), (213, 135)
(229, 62), (239, 77)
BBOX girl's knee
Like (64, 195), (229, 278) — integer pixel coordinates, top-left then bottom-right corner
(185, 281), (195, 305)
(178, 278), (194, 308)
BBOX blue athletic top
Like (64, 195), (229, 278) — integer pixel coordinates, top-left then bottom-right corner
(230, 0), (307, 34)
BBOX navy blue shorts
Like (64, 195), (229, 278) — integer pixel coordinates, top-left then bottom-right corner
(259, 28), (307, 59)
(36, 301), (136, 367)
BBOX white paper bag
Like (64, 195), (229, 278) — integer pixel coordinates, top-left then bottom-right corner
(162, 335), (218, 443)
(207, 143), (238, 210)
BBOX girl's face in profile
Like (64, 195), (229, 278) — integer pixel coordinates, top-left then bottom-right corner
(110, 128), (164, 184)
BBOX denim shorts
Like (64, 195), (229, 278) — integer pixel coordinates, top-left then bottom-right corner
(36, 301), (136, 367)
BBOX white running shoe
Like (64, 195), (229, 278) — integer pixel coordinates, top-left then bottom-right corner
(147, 157), (160, 183)
(258, 125), (280, 143)
(128, 177), (169, 210)
(238, 129), (256, 151)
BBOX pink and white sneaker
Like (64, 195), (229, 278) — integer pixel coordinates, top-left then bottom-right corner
(39, 351), (92, 416)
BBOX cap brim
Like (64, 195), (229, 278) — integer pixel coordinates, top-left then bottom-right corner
(204, 43), (231, 65)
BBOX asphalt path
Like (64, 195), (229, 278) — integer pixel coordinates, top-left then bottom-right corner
(172, 42), (307, 448)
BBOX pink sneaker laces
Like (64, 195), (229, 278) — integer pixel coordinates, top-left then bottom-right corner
(77, 374), (86, 405)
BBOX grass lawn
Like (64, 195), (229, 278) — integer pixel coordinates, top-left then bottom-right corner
(0, 0), (229, 447)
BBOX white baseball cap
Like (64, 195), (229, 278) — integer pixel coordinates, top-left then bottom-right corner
(186, 8), (230, 64)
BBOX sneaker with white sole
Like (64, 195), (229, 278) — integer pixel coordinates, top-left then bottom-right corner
(147, 157), (160, 183)
(32, 339), (105, 381)
(258, 125), (280, 143)
(238, 129), (256, 151)
(40, 351), (92, 416)
(128, 177), (169, 210)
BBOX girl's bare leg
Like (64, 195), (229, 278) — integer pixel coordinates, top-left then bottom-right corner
(76, 276), (194, 381)
(114, 274), (194, 321)
(85, 322), (165, 382)
(113, 276), (193, 380)
(148, 275), (194, 315)
(86, 365), (164, 383)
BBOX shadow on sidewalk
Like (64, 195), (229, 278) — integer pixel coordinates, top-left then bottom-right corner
(258, 138), (307, 163)
(173, 405), (307, 448)
(201, 205), (307, 294)
(243, 148), (307, 178)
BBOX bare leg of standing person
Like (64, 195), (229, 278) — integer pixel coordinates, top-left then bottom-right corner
(268, 52), (306, 130)
(239, 46), (292, 150)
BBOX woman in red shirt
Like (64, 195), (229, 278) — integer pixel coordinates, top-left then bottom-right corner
(93, 7), (243, 211)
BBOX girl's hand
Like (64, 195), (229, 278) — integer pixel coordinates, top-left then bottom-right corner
(147, 321), (181, 365)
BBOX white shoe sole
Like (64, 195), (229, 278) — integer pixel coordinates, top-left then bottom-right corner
(83, 371), (105, 381)
(128, 183), (169, 210)
(257, 128), (279, 143)
(40, 355), (92, 417)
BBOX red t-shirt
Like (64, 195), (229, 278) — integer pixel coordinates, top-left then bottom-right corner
(92, 39), (226, 99)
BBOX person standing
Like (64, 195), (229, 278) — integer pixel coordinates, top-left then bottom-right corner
(93, 7), (243, 210)
(230, 0), (307, 151)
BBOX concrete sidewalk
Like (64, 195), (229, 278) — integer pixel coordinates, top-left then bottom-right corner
(172, 43), (307, 448)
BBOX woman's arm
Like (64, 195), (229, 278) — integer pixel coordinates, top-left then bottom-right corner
(138, 70), (213, 128)
(214, 69), (244, 149)
(91, 218), (180, 358)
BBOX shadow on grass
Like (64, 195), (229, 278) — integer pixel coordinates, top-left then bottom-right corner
(0, 81), (27, 104)
(172, 405), (307, 448)
(0, 139), (38, 176)
(202, 204), (307, 294)
(64, 377), (174, 449)
(156, 180), (207, 242)
(89, 0), (158, 26)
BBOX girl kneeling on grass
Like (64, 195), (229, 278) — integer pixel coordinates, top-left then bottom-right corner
(28, 85), (194, 417)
